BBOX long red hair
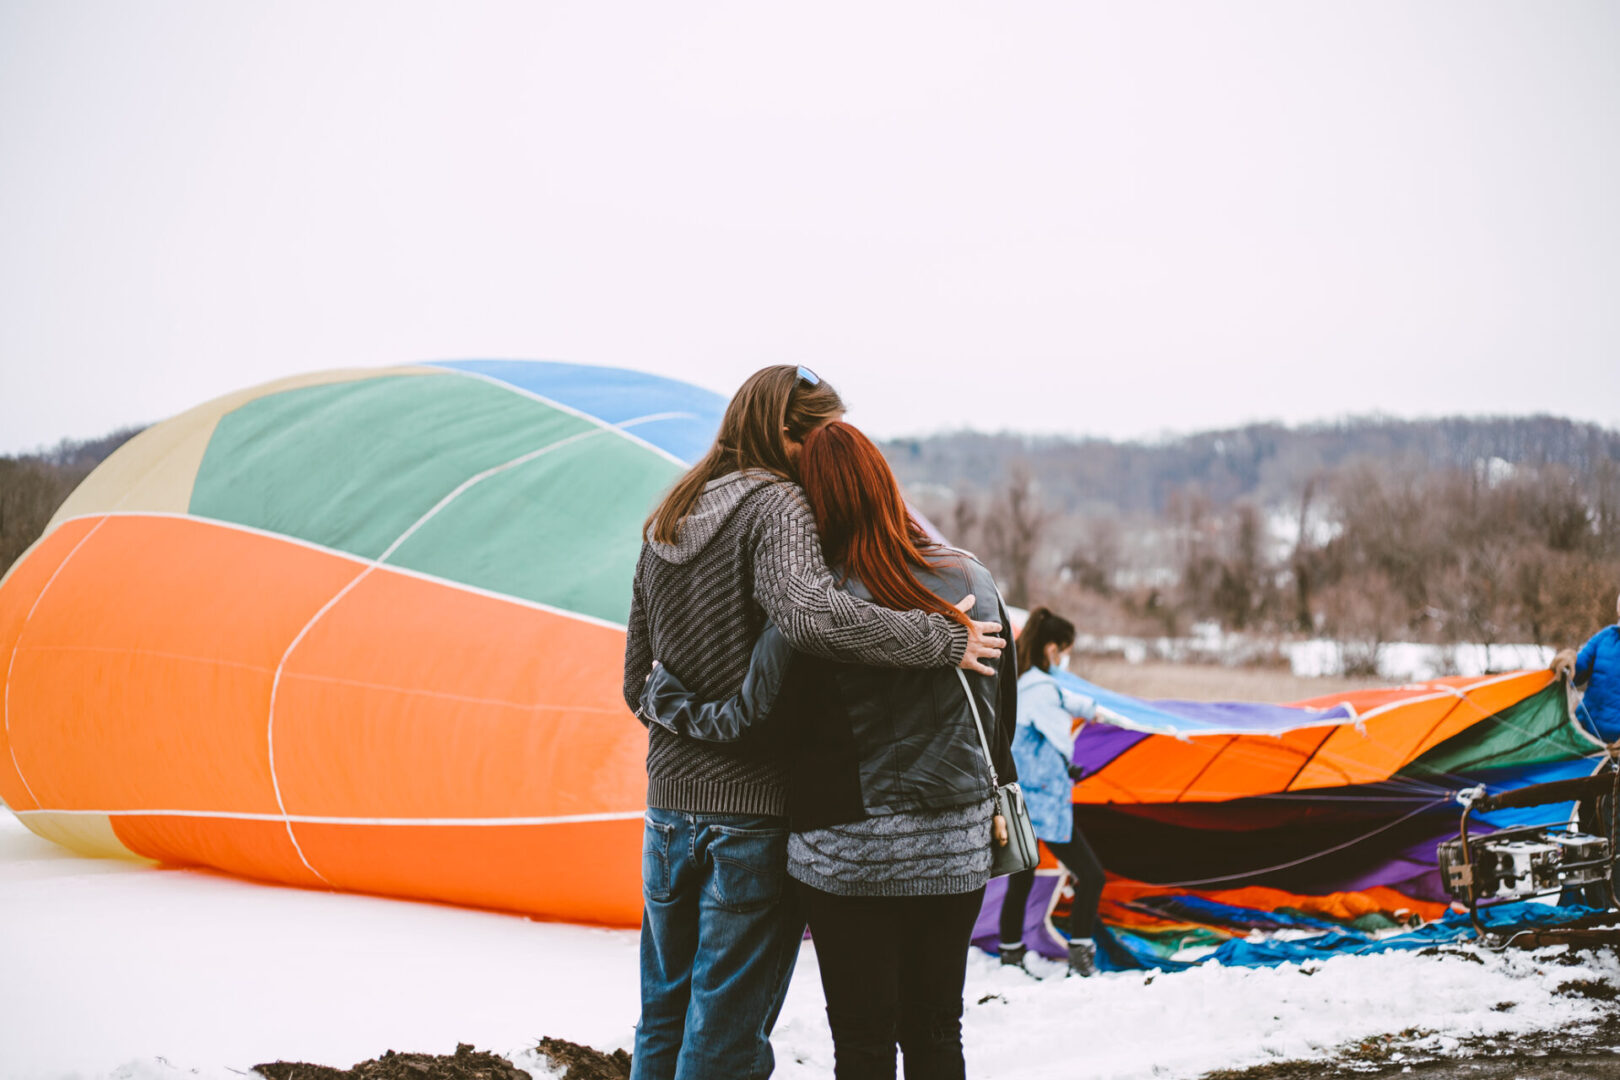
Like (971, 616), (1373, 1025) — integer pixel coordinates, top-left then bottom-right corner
(799, 421), (972, 628)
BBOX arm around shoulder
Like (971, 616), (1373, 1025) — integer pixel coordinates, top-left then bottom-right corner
(639, 626), (793, 742)
(751, 491), (966, 668)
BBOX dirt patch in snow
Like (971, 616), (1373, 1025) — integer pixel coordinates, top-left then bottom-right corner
(253, 1039), (630, 1080)
(529, 1037), (631, 1080)
(254, 1043), (529, 1080)
(1200, 1008), (1620, 1079)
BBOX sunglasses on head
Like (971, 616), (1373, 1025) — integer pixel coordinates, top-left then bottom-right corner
(796, 365), (821, 387)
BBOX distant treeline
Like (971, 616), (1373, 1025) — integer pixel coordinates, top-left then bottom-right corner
(4, 417), (1618, 669)
(886, 416), (1620, 667)
(885, 415), (1620, 514)
(0, 426), (146, 577)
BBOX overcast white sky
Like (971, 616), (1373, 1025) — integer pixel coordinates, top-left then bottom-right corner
(2, 1), (1617, 454)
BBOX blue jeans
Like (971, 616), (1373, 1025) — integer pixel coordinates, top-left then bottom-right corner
(631, 808), (804, 1080)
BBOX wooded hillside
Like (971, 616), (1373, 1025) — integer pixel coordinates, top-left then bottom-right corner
(0, 427), (146, 577)
(4, 415), (1617, 664)
(882, 416), (1620, 661)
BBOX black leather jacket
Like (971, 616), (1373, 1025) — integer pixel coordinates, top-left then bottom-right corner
(639, 552), (1019, 831)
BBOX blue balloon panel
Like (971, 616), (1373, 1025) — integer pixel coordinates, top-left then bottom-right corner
(430, 360), (726, 464)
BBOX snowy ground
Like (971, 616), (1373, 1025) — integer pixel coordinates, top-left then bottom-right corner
(1, 809), (1614, 1080)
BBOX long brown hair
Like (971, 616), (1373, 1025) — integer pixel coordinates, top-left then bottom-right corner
(647, 366), (845, 544)
(799, 421), (972, 628)
(1016, 606), (1075, 677)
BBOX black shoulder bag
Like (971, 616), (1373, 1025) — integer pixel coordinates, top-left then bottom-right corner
(957, 668), (1040, 878)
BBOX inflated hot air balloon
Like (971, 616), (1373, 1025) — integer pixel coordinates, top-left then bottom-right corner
(0, 360), (721, 925)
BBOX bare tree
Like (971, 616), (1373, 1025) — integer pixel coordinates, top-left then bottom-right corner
(1320, 571), (1405, 677)
(950, 494), (981, 556)
(1065, 515), (1122, 597)
(1289, 475), (1321, 631)
(981, 466), (1047, 608)
(1212, 501), (1269, 630)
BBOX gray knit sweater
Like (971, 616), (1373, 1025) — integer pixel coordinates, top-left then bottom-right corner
(789, 799), (996, 897)
(622, 470), (969, 816)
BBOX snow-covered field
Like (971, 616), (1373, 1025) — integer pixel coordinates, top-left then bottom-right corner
(1073, 624), (1554, 685)
(1285, 639), (1555, 683)
(1, 809), (1612, 1080)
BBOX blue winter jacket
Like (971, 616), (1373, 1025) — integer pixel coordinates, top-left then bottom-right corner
(1012, 666), (1097, 843)
(1575, 625), (1620, 742)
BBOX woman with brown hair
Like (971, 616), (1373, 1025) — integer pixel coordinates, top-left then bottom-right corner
(622, 369), (1004, 1080)
(640, 420), (1020, 1080)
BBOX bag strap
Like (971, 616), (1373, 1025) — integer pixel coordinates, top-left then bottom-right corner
(956, 668), (1000, 790)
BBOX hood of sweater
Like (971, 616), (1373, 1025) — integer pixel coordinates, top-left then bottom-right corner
(646, 469), (785, 565)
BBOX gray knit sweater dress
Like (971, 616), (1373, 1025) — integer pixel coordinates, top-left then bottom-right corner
(787, 800), (997, 897)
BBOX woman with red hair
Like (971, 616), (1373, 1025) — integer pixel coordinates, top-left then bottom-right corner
(641, 421), (1019, 1080)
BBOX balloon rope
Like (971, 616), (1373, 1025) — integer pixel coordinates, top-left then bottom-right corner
(1131, 796), (1452, 890)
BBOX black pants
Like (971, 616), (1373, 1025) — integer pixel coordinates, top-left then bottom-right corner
(997, 825), (1106, 945)
(799, 882), (986, 1080)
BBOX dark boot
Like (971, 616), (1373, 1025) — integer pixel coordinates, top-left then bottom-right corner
(998, 942), (1027, 968)
(1067, 939), (1097, 977)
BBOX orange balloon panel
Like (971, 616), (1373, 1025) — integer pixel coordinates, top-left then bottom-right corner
(292, 818), (643, 926)
(1073, 725), (1338, 804)
(6, 514), (649, 926)
(109, 814), (328, 889)
(1289, 686), (1434, 712)
(0, 516), (101, 809)
(1285, 671), (1556, 792)
(1073, 735), (1227, 803)
(1289, 671), (1554, 716)
(1074, 671), (1564, 806)
(109, 814), (642, 926)
(273, 567), (644, 820)
(5, 515), (360, 814)
(1184, 726), (1334, 801)
(1288, 695), (1459, 791)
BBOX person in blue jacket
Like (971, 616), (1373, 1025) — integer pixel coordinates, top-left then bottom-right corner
(1552, 589), (1620, 743)
(1552, 590), (1620, 907)
(994, 606), (1107, 976)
